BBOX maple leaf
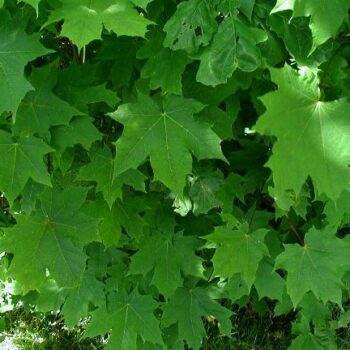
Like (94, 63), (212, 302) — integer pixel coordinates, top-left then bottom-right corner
(275, 227), (350, 306)
(1, 186), (99, 292)
(22, 0), (40, 13)
(50, 116), (102, 157)
(254, 65), (350, 200)
(254, 258), (285, 301)
(189, 168), (224, 215)
(206, 219), (269, 289)
(0, 19), (51, 114)
(83, 197), (146, 247)
(62, 270), (105, 328)
(272, 0), (350, 49)
(138, 31), (190, 95)
(14, 63), (82, 140)
(163, 0), (217, 52)
(78, 146), (146, 208)
(162, 286), (232, 350)
(44, 0), (153, 49)
(0, 131), (52, 203)
(129, 231), (204, 297)
(54, 62), (119, 113)
(197, 16), (267, 86)
(84, 289), (164, 350)
(111, 94), (225, 196)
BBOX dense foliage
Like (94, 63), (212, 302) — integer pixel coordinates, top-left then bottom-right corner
(0, 0), (350, 349)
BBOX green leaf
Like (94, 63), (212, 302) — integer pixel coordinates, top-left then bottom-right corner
(254, 258), (285, 301)
(85, 289), (164, 350)
(163, 0), (217, 52)
(111, 94), (225, 196)
(0, 20), (51, 114)
(272, 0), (350, 49)
(55, 62), (119, 113)
(139, 33), (190, 94)
(189, 169), (224, 215)
(62, 271), (105, 328)
(44, 0), (153, 49)
(78, 146), (146, 208)
(275, 227), (350, 306)
(254, 65), (350, 200)
(129, 231), (204, 297)
(0, 131), (52, 203)
(206, 219), (269, 289)
(14, 64), (82, 139)
(162, 286), (232, 350)
(83, 196), (146, 247)
(22, 0), (40, 13)
(50, 116), (101, 157)
(196, 16), (267, 86)
(1, 186), (99, 291)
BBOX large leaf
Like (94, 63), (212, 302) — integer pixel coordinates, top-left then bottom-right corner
(254, 65), (350, 200)
(111, 94), (225, 196)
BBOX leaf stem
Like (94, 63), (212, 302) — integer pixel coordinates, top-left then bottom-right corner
(286, 214), (304, 245)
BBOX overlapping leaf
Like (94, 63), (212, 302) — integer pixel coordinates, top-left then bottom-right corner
(129, 231), (204, 297)
(272, 0), (350, 49)
(255, 65), (350, 200)
(0, 130), (52, 203)
(111, 94), (225, 195)
(85, 290), (164, 350)
(275, 227), (350, 306)
(44, 0), (153, 48)
(0, 186), (99, 292)
(162, 286), (232, 350)
(0, 20), (51, 114)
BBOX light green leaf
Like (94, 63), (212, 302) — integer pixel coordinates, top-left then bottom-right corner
(85, 290), (164, 350)
(111, 94), (225, 196)
(0, 131), (52, 203)
(275, 227), (350, 306)
(44, 0), (153, 49)
(254, 65), (350, 200)
(272, 0), (350, 49)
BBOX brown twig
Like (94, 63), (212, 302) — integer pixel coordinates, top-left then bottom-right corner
(286, 214), (304, 245)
